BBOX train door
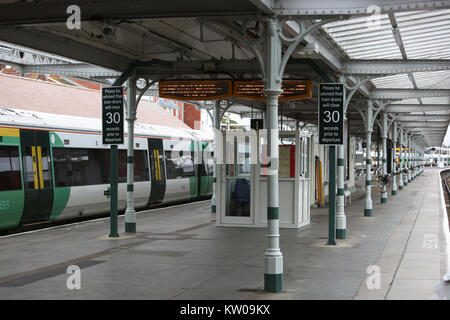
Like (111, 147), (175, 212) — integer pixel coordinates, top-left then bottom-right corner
(20, 130), (54, 224)
(148, 138), (166, 204)
(198, 141), (213, 197)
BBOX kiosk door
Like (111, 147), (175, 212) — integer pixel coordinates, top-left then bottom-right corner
(222, 134), (253, 225)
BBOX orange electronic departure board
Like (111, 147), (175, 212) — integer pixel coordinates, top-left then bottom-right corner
(234, 80), (311, 101)
(159, 80), (233, 101)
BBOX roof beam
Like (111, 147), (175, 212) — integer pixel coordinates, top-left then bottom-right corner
(22, 63), (120, 78)
(343, 59), (450, 76)
(1, 0), (448, 25)
(370, 88), (450, 99)
(248, 0), (275, 14)
(396, 115), (450, 121)
(19, 57), (322, 79)
(0, 40), (77, 66)
(134, 58), (316, 77)
(402, 122), (448, 127)
(0, 0), (257, 25)
(269, 0), (450, 16)
(0, 26), (131, 72)
(386, 104), (450, 112)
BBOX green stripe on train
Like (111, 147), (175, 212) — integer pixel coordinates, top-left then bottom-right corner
(199, 141), (213, 197)
(48, 132), (70, 221)
(189, 176), (198, 198)
(0, 190), (25, 231)
(0, 133), (24, 230)
(0, 136), (20, 145)
(49, 187), (71, 221)
(199, 176), (213, 196)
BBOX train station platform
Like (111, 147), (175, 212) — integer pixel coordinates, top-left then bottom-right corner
(0, 168), (448, 300)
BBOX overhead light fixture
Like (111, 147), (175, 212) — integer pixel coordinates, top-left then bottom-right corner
(102, 26), (117, 43)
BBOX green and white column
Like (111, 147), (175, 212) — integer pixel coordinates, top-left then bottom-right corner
(415, 140), (418, 178)
(263, 17), (283, 293)
(407, 134), (412, 183)
(381, 113), (388, 203)
(365, 101), (373, 217)
(410, 138), (414, 179)
(125, 77), (137, 233)
(398, 127), (404, 190)
(403, 131), (408, 186)
(391, 121), (397, 196)
(412, 139), (416, 179)
(211, 100), (220, 214)
(336, 144), (346, 238)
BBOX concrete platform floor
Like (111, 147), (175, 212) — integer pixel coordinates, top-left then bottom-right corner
(0, 168), (449, 300)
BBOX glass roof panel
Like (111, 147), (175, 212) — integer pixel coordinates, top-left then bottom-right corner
(322, 14), (402, 59)
(371, 74), (414, 89)
(395, 10), (450, 59)
(421, 97), (450, 104)
(391, 99), (421, 105)
(413, 70), (450, 89)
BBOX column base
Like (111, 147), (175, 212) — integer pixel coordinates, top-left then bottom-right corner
(336, 229), (346, 239)
(404, 182), (408, 186)
(264, 273), (282, 293)
(399, 186), (403, 190)
(364, 208), (372, 216)
(392, 190), (397, 195)
(381, 197), (387, 203)
(211, 205), (216, 213)
(125, 222), (136, 233)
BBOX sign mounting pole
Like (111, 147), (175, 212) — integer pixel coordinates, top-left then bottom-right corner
(102, 86), (124, 238)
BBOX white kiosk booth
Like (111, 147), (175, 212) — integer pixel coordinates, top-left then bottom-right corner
(216, 130), (311, 228)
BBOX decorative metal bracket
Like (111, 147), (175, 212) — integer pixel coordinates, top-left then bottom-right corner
(355, 105), (367, 130)
(204, 15), (343, 78)
(341, 75), (376, 114)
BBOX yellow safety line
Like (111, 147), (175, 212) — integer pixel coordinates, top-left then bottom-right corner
(31, 146), (39, 190)
(37, 146), (44, 189)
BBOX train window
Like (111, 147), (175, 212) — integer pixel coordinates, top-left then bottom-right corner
(202, 150), (214, 176)
(117, 150), (150, 182)
(53, 148), (150, 187)
(23, 146), (35, 189)
(53, 148), (107, 187)
(133, 150), (150, 182)
(40, 147), (51, 188)
(0, 146), (22, 191)
(181, 155), (195, 177)
(198, 162), (207, 177)
(206, 152), (214, 176)
(165, 150), (183, 179)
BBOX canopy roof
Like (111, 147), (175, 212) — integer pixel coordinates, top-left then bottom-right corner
(0, 0), (449, 146)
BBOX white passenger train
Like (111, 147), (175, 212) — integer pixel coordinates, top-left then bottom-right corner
(0, 107), (214, 231)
